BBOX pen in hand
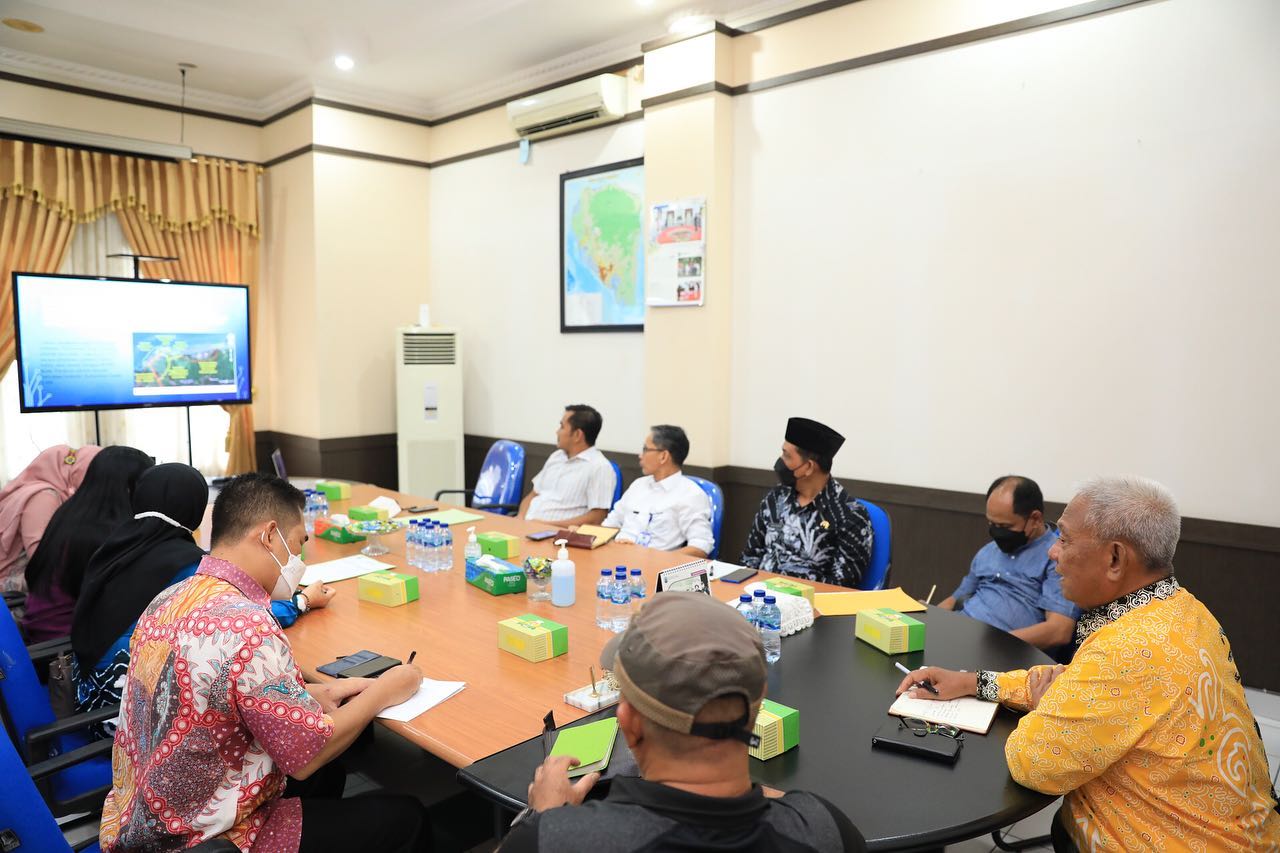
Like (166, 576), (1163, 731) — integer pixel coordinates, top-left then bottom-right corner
(407, 650), (417, 665)
(894, 661), (940, 696)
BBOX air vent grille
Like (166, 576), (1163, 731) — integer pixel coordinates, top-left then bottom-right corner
(519, 109), (603, 136)
(402, 333), (456, 366)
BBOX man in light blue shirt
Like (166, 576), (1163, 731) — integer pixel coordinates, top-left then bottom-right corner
(939, 475), (1079, 651)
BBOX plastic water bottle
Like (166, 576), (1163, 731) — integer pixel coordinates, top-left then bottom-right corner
(313, 491), (329, 523)
(629, 569), (646, 613)
(407, 521), (421, 568)
(596, 569), (613, 628)
(439, 524), (453, 571)
(610, 568), (631, 633)
(752, 588), (767, 625)
(736, 593), (756, 626)
(303, 490), (318, 535)
(759, 595), (782, 664)
(428, 522), (443, 572)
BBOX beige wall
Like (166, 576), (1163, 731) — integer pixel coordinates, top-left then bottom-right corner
(4, 0), (1277, 531)
(310, 152), (430, 437)
(0, 78), (261, 162)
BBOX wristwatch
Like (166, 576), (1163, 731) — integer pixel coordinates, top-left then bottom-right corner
(293, 591), (310, 613)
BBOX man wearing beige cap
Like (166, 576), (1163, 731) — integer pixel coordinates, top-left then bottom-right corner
(500, 592), (864, 852)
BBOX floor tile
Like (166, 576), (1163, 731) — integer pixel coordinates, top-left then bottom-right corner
(944, 837), (996, 853)
(1002, 799), (1060, 843)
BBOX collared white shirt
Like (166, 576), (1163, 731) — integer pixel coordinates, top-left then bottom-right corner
(602, 471), (715, 554)
(527, 446), (616, 522)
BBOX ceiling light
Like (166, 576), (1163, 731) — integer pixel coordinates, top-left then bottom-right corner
(2, 18), (45, 33)
(334, 55), (355, 71)
(667, 12), (714, 35)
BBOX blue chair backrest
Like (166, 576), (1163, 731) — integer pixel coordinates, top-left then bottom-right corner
(686, 476), (724, 560)
(609, 460), (623, 508)
(0, 605), (111, 808)
(854, 498), (892, 590)
(0, 603), (56, 750)
(0, 732), (76, 852)
(471, 440), (525, 515)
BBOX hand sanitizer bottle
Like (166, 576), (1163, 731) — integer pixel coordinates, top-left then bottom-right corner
(551, 539), (576, 607)
(464, 526), (482, 580)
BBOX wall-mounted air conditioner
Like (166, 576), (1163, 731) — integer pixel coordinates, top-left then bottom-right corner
(395, 327), (463, 497)
(506, 74), (628, 140)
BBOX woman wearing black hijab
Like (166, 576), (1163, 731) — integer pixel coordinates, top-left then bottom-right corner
(71, 464), (334, 728)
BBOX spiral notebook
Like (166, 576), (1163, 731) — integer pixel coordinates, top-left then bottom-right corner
(887, 693), (998, 735)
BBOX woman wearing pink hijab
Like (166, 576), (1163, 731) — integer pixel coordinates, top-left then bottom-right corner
(0, 445), (101, 595)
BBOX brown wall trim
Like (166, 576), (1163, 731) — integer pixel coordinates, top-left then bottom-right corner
(0, 69), (262, 126)
(311, 97), (434, 127)
(640, 21), (742, 54)
(262, 143), (431, 170)
(732, 0), (869, 35)
(730, 0), (1151, 97)
(429, 57), (642, 127)
(429, 110), (644, 170)
(640, 82), (733, 110)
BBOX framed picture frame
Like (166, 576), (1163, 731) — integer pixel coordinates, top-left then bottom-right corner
(559, 158), (645, 333)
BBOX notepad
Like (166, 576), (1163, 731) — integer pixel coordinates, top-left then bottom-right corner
(416, 509), (485, 525)
(550, 718), (619, 778)
(813, 587), (926, 616)
(300, 554), (395, 586)
(888, 693), (999, 735)
(376, 678), (467, 722)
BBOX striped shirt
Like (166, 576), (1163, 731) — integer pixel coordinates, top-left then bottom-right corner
(527, 446), (617, 522)
(602, 472), (715, 554)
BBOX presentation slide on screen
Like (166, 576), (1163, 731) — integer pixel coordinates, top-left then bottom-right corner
(14, 275), (251, 411)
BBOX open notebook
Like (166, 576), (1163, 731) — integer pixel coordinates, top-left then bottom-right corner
(888, 693), (999, 735)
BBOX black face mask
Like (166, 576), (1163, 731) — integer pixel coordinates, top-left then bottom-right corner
(989, 523), (1029, 554)
(774, 457), (798, 488)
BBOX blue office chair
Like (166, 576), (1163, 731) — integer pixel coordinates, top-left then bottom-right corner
(435, 440), (526, 515)
(0, 604), (115, 816)
(0, 728), (237, 852)
(853, 498), (892, 590)
(609, 460), (623, 508)
(686, 476), (724, 560)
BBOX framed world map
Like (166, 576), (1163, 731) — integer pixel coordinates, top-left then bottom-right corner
(559, 158), (645, 332)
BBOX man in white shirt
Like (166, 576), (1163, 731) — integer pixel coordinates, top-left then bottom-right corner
(520, 404), (617, 525)
(602, 425), (714, 557)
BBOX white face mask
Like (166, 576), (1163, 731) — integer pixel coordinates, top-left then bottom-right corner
(262, 526), (306, 600)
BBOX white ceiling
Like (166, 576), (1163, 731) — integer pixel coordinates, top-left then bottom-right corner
(0, 0), (809, 121)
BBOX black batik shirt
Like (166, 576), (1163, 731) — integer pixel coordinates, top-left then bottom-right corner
(740, 478), (872, 589)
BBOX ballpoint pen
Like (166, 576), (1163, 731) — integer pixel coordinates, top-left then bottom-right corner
(407, 650), (417, 665)
(895, 660), (940, 695)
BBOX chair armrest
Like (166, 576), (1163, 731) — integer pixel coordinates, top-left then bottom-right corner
(26, 705), (121, 755)
(26, 737), (114, 782)
(482, 502), (521, 513)
(433, 488), (475, 501)
(27, 636), (73, 663)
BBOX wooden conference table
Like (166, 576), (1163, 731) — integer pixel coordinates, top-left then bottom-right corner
(286, 483), (750, 766)
(286, 483), (1054, 848)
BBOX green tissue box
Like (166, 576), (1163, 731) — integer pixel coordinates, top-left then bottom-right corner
(349, 505), (389, 522)
(855, 607), (926, 654)
(750, 699), (800, 760)
(478, 531), (521, 560)
(465, 556), (526, 596)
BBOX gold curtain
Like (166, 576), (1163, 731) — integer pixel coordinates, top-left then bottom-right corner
(0, 138), (263, 472)
(0, 196), (76, 372)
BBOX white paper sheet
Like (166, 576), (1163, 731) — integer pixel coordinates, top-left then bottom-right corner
(299, 554), (394, 586)
(376, 678), (467, 722)
(369, 496), (402, 518)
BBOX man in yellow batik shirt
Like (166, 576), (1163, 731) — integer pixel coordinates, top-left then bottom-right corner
(898, 476), (1279, 851)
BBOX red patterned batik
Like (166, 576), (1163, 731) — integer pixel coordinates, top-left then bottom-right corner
(101, 555), (333, 853)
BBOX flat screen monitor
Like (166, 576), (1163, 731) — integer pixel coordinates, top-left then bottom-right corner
(11, 272), (252, 413)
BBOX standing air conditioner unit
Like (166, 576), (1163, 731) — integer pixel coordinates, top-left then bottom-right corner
(396, 327), (463, 498)
(506, 73), (628, 140)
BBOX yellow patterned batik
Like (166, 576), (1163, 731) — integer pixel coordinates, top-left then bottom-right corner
(996, 581), (1279, 851)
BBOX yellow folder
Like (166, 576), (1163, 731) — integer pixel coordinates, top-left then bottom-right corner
(813, 587), (926, 617)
